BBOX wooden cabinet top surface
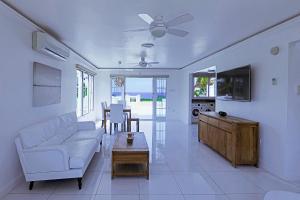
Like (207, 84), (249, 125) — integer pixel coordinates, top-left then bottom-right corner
(199, 112), (258, 125)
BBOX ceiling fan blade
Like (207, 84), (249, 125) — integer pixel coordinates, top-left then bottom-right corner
(166, 13), (194, 27)
(147, 61), (160, 64)
(124, 28), (148, 32)
(126, 63), (139, 65)
(138, 13), (154, 24)
(167, 28), (189, 37)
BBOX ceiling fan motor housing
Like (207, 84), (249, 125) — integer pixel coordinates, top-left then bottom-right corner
(150, 20), (167, 38)
(139, 61), (148, 67)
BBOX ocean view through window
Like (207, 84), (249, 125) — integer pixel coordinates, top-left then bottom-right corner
(111, 76), (167, 119)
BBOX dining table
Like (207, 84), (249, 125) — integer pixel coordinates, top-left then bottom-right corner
(103, 107), (131, 133)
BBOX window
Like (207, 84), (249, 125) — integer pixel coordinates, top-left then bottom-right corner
(193, 76), (215, 98)
(76, 69), (94, 117)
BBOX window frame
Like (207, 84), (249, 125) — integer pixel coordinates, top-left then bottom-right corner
(76, 69), (95, 117)
(193, 74), (216, 98)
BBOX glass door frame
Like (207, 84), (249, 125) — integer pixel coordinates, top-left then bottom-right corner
(153, 77), (167, 120)
(110, 75), (168, 120)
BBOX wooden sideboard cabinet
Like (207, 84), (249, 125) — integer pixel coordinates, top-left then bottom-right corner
(198, 112), (259, 167)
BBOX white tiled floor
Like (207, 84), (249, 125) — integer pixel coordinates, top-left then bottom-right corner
(3, 121), (300, 200)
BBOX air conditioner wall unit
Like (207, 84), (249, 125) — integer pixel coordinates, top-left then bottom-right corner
(32, 31), (70, 61)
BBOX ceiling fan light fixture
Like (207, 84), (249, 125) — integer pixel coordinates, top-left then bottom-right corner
(150, 24), (166, 38)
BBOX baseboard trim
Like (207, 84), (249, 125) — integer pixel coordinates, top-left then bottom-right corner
(0, 174), (23, 199)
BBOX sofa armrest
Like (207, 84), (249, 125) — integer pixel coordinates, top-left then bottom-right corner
(77, 121), (96, 131)
(22, 145), (69, 173)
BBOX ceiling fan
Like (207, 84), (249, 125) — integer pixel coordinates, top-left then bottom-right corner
(126, 13), (194, 38)
(129, 56), (159, 67)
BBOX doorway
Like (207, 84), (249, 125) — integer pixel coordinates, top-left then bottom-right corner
(125, 77), (153, 119)
(111, 76), (167, 120)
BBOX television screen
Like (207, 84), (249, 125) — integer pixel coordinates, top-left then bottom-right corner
(217, 65), (251, 101)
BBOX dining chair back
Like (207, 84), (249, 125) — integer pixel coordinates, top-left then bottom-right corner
(110, 104), (124, 123)
(101, 102), (109, 128)
(109, 104), (125, 134)
(118, 100), (125, 106)
(101, 102), (106, 118)
(104, 101), (108, 109)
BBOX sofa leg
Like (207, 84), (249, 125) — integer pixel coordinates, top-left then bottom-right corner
(29, 181), (34, 190)
(110, 123), (112, 135)
(77, 178), (82, 190)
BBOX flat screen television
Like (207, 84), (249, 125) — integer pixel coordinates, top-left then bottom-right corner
(216, 65), (251, 101)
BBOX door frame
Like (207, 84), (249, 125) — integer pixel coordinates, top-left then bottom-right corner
(110, 75), (169, 120)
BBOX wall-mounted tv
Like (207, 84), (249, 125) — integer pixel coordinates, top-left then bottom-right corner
(216, 65), (251, 101)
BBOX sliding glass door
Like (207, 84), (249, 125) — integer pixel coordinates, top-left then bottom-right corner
(111, 76), (167, 120)
(125, 77), (154, 119)
(154, 78), (167, 119)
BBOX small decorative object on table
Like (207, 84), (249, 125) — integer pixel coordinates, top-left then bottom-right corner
(127, 132), (134, 144)
(218, 111), (227, 117)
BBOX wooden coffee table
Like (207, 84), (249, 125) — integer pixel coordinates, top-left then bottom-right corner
(112, 132), (149, 179)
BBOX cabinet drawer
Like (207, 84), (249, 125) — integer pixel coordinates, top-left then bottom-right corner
(112, 153), (148, 162)
(199, 114), (208, 122)
(208, 117), (219, 127)
(219, 121), (232, 132)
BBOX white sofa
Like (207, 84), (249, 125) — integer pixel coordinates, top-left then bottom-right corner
(15, 112), (104, 190)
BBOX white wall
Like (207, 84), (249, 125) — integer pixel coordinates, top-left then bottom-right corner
(285, 42), (300, 180)
(94, 69), (182, 122)
(0, 4), (97, 197)
(179, 16), (300, 181)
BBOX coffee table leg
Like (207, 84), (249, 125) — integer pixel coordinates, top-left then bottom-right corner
(147, 163), (149, 180)
(111, 155), (114, 179)
(104, 111), (107, 133)
(146, 154), (149, 179)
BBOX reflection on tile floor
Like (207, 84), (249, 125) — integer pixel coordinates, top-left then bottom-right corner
(3, 121), (300, 200)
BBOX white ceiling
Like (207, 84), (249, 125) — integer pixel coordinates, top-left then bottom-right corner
(4, 0), (300, 69)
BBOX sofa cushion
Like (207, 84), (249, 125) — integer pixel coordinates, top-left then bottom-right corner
(65, 129), (104, 144)
(44, 117), (60, 139)
(39, 133), (72, 147)
(58, 112), (78, 135)
(64, 139), (97, 169)
(19, 122), (48, 148)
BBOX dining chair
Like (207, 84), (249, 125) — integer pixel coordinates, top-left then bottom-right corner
(117, 100), (125, 105)
(109, 104), (125, 134)
(117, 100), (129, 129)
(104, 101), (108, 109)
(127, 118), (140, 132)
(101, 102), (109, 128)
